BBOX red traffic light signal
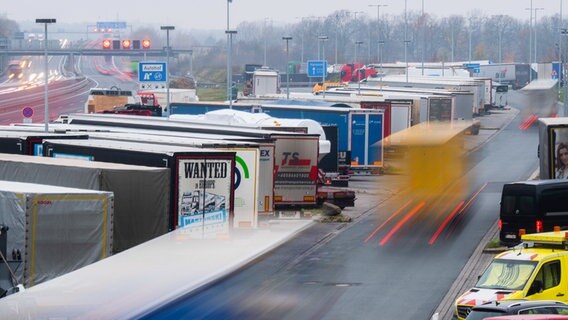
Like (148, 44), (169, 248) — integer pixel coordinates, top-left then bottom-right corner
(122, 39), (131, 49)
(142, 39), (151, 49)
(102, 39), (111, 49)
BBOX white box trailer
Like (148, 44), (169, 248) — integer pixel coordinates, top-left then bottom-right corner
(538, 117), (568, 179)
(253, 68), (280, 97)
(0, 180), (113, 288)
(336, 86), (474, 121)
(367, 75), (486, 115)
(0, 153), (170, 253)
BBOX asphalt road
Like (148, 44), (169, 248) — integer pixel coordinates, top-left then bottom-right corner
(141, 92), (539, 319)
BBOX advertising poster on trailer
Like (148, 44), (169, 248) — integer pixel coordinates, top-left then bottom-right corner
(552, 128), (568, 179)
(177, 158), (234, 230)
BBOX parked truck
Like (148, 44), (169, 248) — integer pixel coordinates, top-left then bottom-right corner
(42, 138), (236, 231)
(476, 63), (532, 89)
(64, 113), (318, 209)
(0, 180), (113, 289)
(0, 152), (170, 253)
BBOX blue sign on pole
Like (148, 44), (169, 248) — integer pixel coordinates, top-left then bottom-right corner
(463, 63), (481, 74)
(138, 62), (167, 82)
(96, 21), (128, 30)
(307, 60), (327, 77)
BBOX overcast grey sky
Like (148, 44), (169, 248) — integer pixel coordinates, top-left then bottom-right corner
(1, 0), (565, 31)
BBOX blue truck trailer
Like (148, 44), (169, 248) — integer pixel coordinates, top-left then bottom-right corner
(170, 102), (385, 174)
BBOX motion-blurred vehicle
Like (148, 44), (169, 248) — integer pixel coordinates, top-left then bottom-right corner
(6, 60), (23, 80)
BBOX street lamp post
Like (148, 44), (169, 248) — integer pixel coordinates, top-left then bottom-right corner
(263, 18), (271, 66)
(335, 14), (339, 65)
(421, 0), (425, 76)
(226, 0), (233, 108)
(369, 3), (388, 63)
(404, 0), (409, 83)
(355, 41), (364, 95)
(36, 18), (56, 133)
(468, 17), (473, 63)
(493, 15), (505, 63)
(226, 30), (237, 108)
(318, 35), (328, 98)
(282, 36), (293, 100)
(534, 8), (544, 64)
(160, 25), (175, 116)
(189, 50), (194, 76)
(562, 28), (568, 115)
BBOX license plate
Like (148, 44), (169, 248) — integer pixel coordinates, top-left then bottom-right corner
(505, 234), (517, 239)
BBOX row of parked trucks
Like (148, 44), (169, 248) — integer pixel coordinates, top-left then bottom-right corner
(0, 112), (339, 293)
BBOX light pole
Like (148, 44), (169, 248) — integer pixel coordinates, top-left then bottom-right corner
(263, 18), (271, 67)
(283, 36), (292, 100)
(36, 18), (56, 133)
(226, 0), (233, 108)
(318, 35), (328, 98)
(450, 19), (455, 63)
(226, 30), (237, 108)
(493, 15), (505, 63)
(189, 50), (194, 76)
(294, 17), (307, 63)
(355, 41), (364, 95)
(335, 14), (339, 65)
(421, 0), (425, 76)
(404, 0), (409, 83)
(160, 25), (175, 116)
(526, 0), (533, 72)
(560, 28), (568, 117)
(369, 3), (388, 64)
(560, 0), (563, 63)
(468, 17), (473, 63)
(534, 8), (544, 64)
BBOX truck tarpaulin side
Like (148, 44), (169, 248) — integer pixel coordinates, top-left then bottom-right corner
(0, 153), (170, 253)
(0, 180), (113, 288)
(42, 139), (235, 232)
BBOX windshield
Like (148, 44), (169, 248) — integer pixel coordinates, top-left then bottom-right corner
(465, 310), (507, 320)
(476, 259), (538, 290)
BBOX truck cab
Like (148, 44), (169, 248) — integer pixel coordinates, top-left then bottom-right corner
(455, 231), (568, 320)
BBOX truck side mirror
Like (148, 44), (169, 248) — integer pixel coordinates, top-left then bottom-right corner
(528, 280), (543, 296)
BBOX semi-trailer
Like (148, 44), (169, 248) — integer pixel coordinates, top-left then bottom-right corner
(0, 131), (88, 155)
(63, 113), (320, 209)
(0, 152), (170, 253)
(0, 180), (113, 289)
(84, 131), (263, 226)
(42, 139), (236, 232)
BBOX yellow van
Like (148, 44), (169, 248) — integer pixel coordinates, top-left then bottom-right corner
(455, 231), (568, 320)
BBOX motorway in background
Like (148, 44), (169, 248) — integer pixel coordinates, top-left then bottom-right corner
(0, 39), (138, 126)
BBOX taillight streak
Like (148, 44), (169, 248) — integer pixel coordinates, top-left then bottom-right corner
(379, 201), (426, 246)
(429, 201), (465, 245)
(364, 200), (412, 243)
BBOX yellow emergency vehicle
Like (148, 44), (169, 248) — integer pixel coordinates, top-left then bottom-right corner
(455, 230), (568, 320)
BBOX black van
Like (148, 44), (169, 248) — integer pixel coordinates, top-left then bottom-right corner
(500, 179), (568, 246)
